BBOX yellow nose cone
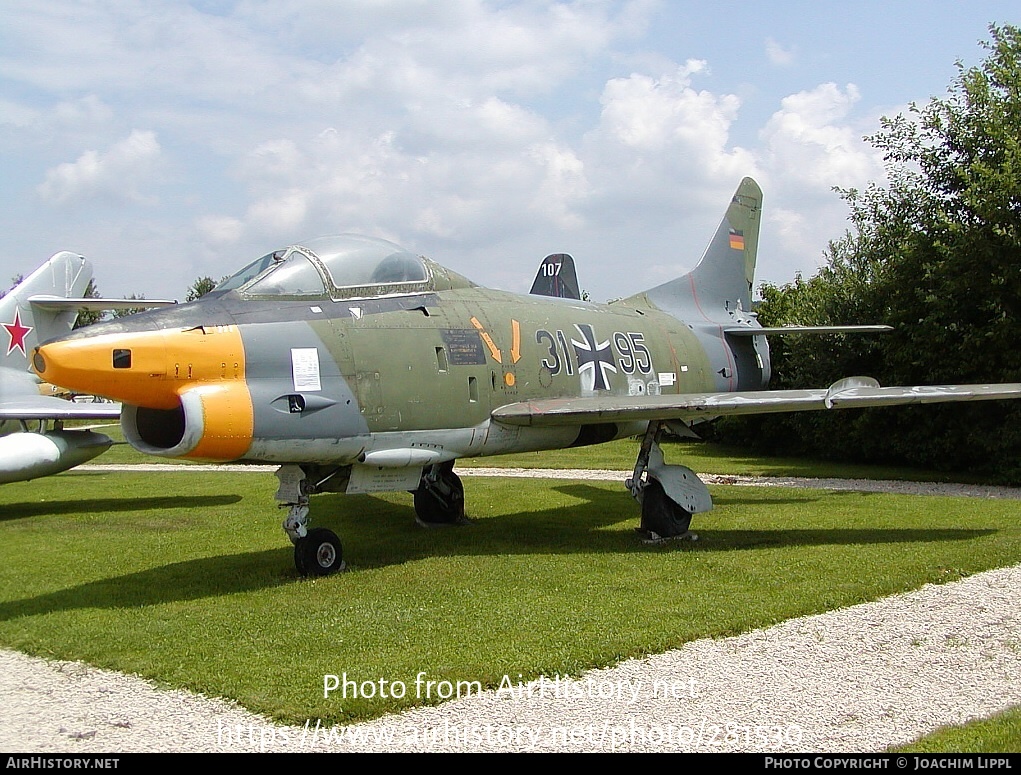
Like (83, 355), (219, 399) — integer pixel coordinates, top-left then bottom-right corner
(34, 325), (247, 410)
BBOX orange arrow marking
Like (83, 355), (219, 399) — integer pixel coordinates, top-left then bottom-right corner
(470, 316), (502, 363)
(510, 319), (521, 364)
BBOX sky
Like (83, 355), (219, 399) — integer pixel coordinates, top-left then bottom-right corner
(1, 1), (1018, 304)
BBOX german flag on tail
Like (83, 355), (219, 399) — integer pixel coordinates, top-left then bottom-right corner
(729, 228), (745, 251)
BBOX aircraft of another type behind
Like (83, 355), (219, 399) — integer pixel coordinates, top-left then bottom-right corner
(31, 178), (1021, 575)
(0, 254), (174, 483)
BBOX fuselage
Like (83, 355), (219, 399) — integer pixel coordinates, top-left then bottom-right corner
(32, 234), (766, 468)
(33, 284), (726, 465)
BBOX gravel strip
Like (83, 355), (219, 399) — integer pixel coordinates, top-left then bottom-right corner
(5, 466), (1019, 752)
(1, 564), (1019, 752)
(77, 463), (1021, 500)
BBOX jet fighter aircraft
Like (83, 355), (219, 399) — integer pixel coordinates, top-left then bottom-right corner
(0, 252), (175, 483)
(31, 178), (1021, 575)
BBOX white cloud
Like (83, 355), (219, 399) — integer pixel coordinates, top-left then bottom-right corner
(36, 130), (163, 206)
(245, 189), (311, 236)
(196, 215), (244, 245)
(52, 95), (114, 127)
(765, 37), (795, 67)
(760, 83), (883, 190)
(2, 1), (921, 302)
(0, 98), (38, 128)
(580, 61), (759, 221)
(526, 142), (587, 230)
(751, 84), (888, 288)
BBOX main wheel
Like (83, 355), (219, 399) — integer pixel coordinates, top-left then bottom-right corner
(294, 528), (345, 576)
(640, 479), (692, 539)
(413, 470), (465, 525)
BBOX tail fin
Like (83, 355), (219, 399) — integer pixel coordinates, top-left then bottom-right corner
(529, 253), (582, 300)
(628, 177), (766, 392)
(640, 176), (762, 319)
(0, 252), (92, 370)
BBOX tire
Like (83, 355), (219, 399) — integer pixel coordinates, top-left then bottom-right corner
(294, 528), (345, 576)
(640, 479), (692, 538)
(414, 471), (465, 525)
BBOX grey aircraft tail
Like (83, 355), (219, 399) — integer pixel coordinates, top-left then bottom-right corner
(620, 177), (767, 391)
(634, 176), (762, 320)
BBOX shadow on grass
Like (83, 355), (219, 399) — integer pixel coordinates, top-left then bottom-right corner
(0, 483), (995, 621)
(0, 495), (243, 521)
(0, 549), (291, 622)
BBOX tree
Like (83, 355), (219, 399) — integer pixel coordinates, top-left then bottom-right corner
(73, 279), (104, 328)
(720, 24), (1021, 481)
(186, 277), (216, 301)
(0, 274), (24, 301)
(186, 276), (221, 302)
(111, 293), (149, 319)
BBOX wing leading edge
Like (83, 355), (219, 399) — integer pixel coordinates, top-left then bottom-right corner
(491, 380), (1021, 427)
(0, 394), (120, 422)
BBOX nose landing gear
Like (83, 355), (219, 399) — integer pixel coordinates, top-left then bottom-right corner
(277, 464), (347, 577)
(295, 527), (345, 576)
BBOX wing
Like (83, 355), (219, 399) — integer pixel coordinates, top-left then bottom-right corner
(722, 325), (893, 336)
(0, 394), (120, 421)
(491, 379), (1021, 426)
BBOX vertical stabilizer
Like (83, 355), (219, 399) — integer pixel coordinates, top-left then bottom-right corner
(629, 177), (766, 392)
(644, 177), (762, 317)
(0, 252), (92, 371)
(529, 253), (582, 300)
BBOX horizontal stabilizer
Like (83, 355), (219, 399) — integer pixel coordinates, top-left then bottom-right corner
(492, 381), (1021, 426)
(29, 295), (178, 311)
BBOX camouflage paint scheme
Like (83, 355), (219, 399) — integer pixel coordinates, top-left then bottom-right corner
(32, 178), (1021, 574)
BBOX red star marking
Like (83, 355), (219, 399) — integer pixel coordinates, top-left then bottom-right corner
(4, 310), (33, 356)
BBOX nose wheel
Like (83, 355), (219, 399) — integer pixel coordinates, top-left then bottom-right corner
(295, 528), (346, 576)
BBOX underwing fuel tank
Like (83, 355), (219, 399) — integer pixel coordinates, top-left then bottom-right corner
(0, 429), (113, 484)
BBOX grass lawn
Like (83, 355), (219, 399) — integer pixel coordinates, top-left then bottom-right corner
(1, 450), (1019, 729)
(893, 706), (1021, 753)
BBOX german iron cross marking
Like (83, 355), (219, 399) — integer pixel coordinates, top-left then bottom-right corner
(571, 323), (617, 391)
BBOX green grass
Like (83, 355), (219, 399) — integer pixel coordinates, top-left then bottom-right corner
(1, 459), (1019, 729)
(892, 707), (1021, 753)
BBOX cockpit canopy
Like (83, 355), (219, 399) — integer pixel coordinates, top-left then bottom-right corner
(214, 234), (474, 300)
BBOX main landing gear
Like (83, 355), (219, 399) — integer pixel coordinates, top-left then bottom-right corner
(413, 461), (468, 527)
(627, 421), (712, 543)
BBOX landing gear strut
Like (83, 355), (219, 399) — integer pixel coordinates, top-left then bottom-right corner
(414, 461), (468, 526)
(627, 421), (710, 543)
(277, 465), (347, 576)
